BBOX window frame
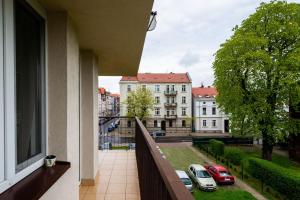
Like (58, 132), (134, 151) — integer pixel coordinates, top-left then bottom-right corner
(155, 108), (160, 116)
(155, 85), (160, 92)
(0, 0), (47, 193)
(212, 107), (216, 115)
(202, 107), (207, 115)
(212, 120), (216, 127)
(203, 120), (207, 127)
(182, 96), (186, 104)
(127, 85), (131, 92)
(182, 108), (186, 116)
(155, 96), (160, 104)
(182, 85), (186, 92)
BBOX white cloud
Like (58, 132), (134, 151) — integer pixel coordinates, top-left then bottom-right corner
(99, 0), (300, 93)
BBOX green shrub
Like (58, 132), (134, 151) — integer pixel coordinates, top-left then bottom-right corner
(224, 147), (245, 165)
(247, 157), (300, 200)
(209, 139), (225, 156)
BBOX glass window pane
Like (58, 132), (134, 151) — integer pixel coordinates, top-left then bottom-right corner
(15, 0), (45, 169)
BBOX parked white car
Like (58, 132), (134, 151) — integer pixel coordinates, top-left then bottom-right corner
(175, 170), (193, 192)
(187, 164), (217, 191)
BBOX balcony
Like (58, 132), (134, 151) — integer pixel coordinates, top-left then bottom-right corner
(164, 114), (177, 119)
(164, 90), (177, 96)
(164, 102), (177, 107)
(96, 117), (193, 200)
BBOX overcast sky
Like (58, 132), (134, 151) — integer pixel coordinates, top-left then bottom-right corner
(99, 0), (299, 94)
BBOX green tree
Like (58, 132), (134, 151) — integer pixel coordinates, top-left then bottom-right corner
(213, 0), (300, 160)
(124, 87), (155, 119)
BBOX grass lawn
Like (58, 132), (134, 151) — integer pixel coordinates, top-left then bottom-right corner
(160, 146), (256, 200)
(194, 188), (256, 200)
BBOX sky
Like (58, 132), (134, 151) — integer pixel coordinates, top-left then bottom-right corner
(98, 0), (299, 94)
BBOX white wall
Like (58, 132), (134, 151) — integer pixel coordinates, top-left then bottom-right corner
(41, 12), (80, 200)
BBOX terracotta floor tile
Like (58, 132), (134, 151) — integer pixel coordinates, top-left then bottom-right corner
(106, 183), (126, 194)
(104, 194), (126, 200)
(83, 193), (105, 200)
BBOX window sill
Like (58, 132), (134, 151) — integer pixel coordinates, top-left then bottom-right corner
(0, 161), (70, 200)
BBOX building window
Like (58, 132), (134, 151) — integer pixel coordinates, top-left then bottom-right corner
(203, 107), (206, 115)
(213, 101), (216, 104)
(182, 96), (186, 104)
(182, 108), (186, 116)
(155, 96), (160, 104)
(203, 102), (206, 104)
(155, 108), (160, 115)
(212, 107), (216, 115)
(127, 85), (131, 92)
(203, 120), (207, 127)
(169, 120), (173, 127)
(127, 120), (132, 127)
(155, 85), (160, 92)
(182, 120), (186, 127)
(182, 85), (186, 92)
(154, 120), (158, 128)
(15, 0), (46, 172)
(212, 120), (216, 127)
(171, 85), (175, 91)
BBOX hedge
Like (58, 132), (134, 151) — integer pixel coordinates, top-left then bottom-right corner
(247, 157), (300, 200)
(224, 147), (245, 165)
(209, 139), (224, 156)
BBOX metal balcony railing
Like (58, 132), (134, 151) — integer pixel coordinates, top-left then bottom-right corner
(98, 116), (193, 200)
(164, 90), (177, 95)
(164, 102), (177, 107)
(164, 114), (177, 119)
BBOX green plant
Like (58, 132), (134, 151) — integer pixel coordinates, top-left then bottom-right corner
(209, 139), (225, 156)
(224, 147), (245, 165)
(247, 157), (300, 200)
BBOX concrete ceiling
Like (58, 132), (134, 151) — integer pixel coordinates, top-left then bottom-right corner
(39, 0), (154, 76)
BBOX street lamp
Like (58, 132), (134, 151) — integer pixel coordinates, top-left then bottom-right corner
(148, 11), (157, 31)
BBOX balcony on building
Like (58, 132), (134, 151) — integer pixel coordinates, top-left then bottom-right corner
(165, 114), (178, 119)
(164, 102), (177, 107)
(164, 90), (178, 95)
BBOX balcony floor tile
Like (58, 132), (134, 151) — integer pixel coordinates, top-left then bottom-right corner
(80, 150), (140, 200)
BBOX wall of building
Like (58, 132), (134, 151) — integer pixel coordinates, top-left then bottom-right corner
(193, 97), (228, 133)
(41, 12), (80, 200)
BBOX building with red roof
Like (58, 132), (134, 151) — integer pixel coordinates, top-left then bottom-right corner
(192, 86), (229, 134)
(119, 73), (192, 133)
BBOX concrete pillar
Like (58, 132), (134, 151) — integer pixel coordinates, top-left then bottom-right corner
(42, 11), (80, 200)
(80, 50), (99, 185)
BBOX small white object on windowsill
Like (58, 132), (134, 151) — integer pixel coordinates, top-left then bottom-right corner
(44, 155), (56, 167)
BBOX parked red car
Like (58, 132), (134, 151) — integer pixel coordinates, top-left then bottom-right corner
(204, 165), (235, 184)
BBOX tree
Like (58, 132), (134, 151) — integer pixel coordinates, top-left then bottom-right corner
(213, 0), (300, 160)
(124, 87), (155, 119)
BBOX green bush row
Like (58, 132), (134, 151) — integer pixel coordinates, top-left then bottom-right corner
(247, 157), (300, 200)
(209, 139), (225, 156)
(224, 147), (245, 166)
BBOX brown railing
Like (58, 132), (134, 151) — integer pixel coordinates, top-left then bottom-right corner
(135, 117), (194, 200)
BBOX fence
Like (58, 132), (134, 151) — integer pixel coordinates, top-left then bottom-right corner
(135, 117), (194, 200)
(193, 136), (253, 146)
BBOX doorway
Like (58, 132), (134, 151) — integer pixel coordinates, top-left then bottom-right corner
(224, 120), (229, 133)
(161, 120), (166, 131)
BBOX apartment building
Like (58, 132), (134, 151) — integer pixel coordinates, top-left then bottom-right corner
(120, 73), (192, 133)
(98, 88), (120, 117)
(0, 0), (154, 199)
(192, 87), (229, 133)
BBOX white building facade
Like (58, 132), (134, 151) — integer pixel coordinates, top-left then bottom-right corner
(120, 73), (192, 133)
(192, 87), (229, 133)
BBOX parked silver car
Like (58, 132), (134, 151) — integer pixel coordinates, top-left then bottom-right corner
(175, 170), (193, 192)
(187, 164), (217, 191)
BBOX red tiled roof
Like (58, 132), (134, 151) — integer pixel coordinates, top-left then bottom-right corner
(110, 93), (120, 98)
(120, 73), (191, 83)
(98, 87), (106, 94)
(192, 87), (217, 97)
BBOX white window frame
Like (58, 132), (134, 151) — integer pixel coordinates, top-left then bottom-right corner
(182, 85), (186, 92)
(155, 85), (160, 92)
(203, 120), (207, 127)
(182, 96), (186, 104)
(127, 85), (131, 92)
(212, 120), (216, 127)
(155, 108), (160, 115)
(212, 107), (216, 115)
(155, 96), (160, 104)
(0, 0), (47, 193)
(182, 108), (186, 116)
(202, 107), (207, 115)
